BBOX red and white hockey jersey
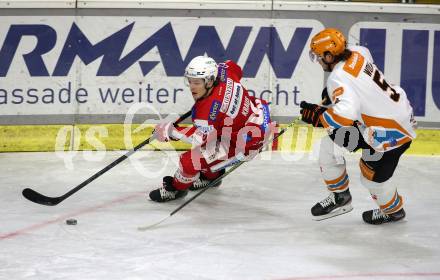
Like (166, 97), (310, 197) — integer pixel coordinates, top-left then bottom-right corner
(173, 60), (271, 163)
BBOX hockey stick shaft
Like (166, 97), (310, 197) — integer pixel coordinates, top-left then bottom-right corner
(22, 110), (193, 206)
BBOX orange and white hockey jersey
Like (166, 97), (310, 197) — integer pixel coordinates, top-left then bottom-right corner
(319, 46), (416, 152)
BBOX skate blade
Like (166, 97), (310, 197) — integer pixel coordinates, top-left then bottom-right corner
(312, 204), (353, 221)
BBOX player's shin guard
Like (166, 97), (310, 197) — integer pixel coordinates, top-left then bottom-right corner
(312, 167), (352, 220)
(323, 168), (350, 192)
(319, 136), (349, 192)
(173, 168), (199, 190)
(313, 136), (353, 220)
(311, 168), (353, 220)
(360, 175), (405, 224)
(172, 149), (202, 190)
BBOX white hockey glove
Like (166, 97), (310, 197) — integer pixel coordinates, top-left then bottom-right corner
(153, 121), (178, 142)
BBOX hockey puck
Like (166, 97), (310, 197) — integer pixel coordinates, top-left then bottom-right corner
(66, 219), (77, 225)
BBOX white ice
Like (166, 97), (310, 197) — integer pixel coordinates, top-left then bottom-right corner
(1, 148), (440, 280)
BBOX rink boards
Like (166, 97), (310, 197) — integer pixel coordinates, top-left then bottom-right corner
(1, 124), (439, 155)
(0, 2), (439, 153)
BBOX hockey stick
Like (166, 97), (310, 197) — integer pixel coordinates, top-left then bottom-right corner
(22, 110), (193, 206)
(138, 116), (302, 231)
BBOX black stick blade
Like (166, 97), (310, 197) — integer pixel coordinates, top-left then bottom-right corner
(22, 188), (62, 206)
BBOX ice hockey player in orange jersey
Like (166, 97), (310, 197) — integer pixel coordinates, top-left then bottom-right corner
(301, 28), (416, 224)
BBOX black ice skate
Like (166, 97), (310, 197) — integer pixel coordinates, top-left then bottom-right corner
(149, 176), (188, 202)
(311, 189), (353, 220)
(362, 208), (406, 225)
(189, 170), (225, 191)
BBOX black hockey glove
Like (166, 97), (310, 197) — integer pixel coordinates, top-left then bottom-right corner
(300, 101), (327, 127)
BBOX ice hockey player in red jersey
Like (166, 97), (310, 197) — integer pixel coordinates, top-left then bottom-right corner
(149, 56), (272, 202)
(302, 28), (416, 224)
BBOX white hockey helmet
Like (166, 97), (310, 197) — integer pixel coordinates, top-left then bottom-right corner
(184, 56), (218, 86)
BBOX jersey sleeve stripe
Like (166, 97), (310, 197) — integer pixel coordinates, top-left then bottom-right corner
(361, 114), (411, 137)
(361, 113), (413, 150)
(382, 137), (412, 150)
(173, 126), (197, 144)
(320, 108), (355, 129)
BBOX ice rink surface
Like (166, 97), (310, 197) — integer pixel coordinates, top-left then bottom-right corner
(1, 149), (440, 280)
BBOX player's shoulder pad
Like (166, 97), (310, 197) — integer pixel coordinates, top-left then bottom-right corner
(348, 45), (373, 63)
(192, 97), (222, 125)
(326, 74), (352, 102)
(224, 60), (243, 81)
